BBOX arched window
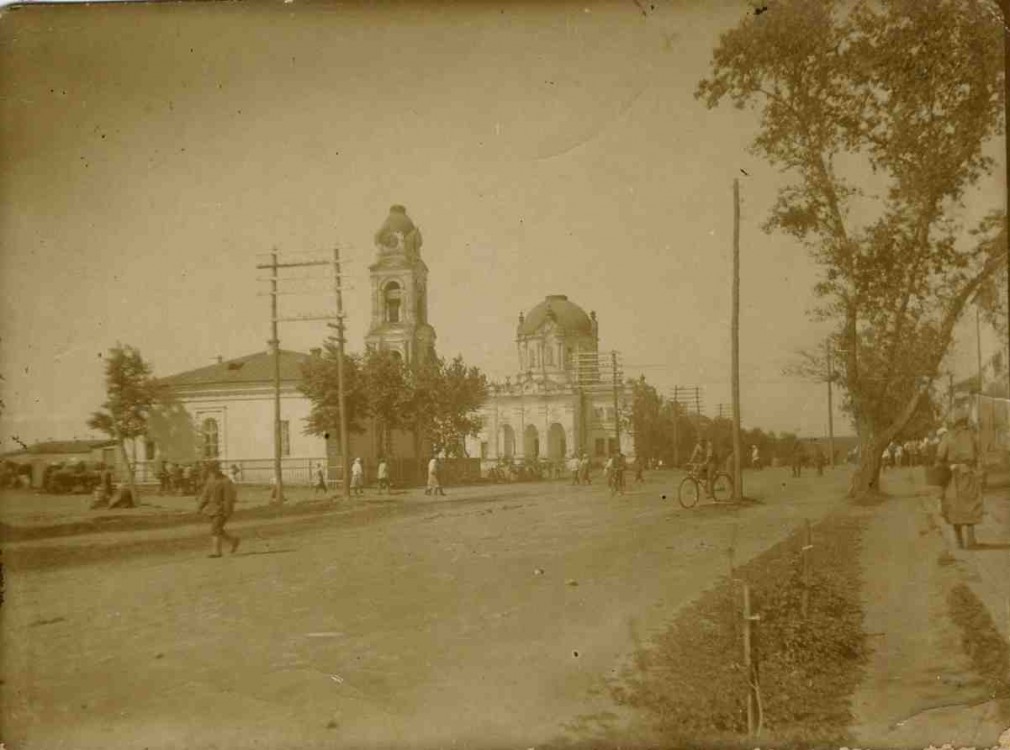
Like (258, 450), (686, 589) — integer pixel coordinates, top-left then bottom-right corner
(544, 341), (554, 366)
(384, 281), (402, 323)
(202, 418), (219, 459)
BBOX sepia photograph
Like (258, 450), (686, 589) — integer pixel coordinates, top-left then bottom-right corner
(0, 0), (1008, 747)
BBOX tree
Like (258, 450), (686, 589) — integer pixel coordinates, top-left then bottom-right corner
(698, 0), (1007, 496)
(87, 344), (162, 501)
(361, 349), (412, 457)
(630, 376), (667, 461)
(411, 355), (489, 458)
(299, 340), (370, 446)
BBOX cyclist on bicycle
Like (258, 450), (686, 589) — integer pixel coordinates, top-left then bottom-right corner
(688, 440), (705, 468)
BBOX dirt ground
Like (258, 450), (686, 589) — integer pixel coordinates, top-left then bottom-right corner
(0, 468), (850, 749)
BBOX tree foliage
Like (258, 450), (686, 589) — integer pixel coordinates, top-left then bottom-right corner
(697, 0), (1007, 495)
(87, 344), (161, 442)
(299, 341), (371, 437)
(300, 344), (489, 459)
(411, 355), (489, 457)
(87, 344), (162, 493)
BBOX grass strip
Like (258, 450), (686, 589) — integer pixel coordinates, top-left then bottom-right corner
(608, 513), (868, 749)
(947, 582), (1010, 702)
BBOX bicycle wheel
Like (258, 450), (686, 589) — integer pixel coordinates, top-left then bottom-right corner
(678, 476), (701, 508)
(712, 473), (734, 503)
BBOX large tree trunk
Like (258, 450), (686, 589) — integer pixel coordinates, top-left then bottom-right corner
(113, 429), (138, 506)
(848, 385), (929, 498)
(849, 435), (886, 497)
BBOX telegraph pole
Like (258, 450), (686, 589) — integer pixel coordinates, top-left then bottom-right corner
(331, 246), (350, 499)
(256, 250), (340, 503)
(269, 249), (284, 504)
(731, 177), (743, 501)
(671, 386), (680, 467)
(611, 351), (621, 450)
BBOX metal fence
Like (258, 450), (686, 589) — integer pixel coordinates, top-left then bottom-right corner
(124, 457), (484, 488)
(127, 458), (327, 486)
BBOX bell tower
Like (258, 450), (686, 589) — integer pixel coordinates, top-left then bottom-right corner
(364, 205), (437, 365)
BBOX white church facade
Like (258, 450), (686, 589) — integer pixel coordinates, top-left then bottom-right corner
(465, 294), (634, 468)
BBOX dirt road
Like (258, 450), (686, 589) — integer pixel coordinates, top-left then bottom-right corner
(1, 469), (850, 749)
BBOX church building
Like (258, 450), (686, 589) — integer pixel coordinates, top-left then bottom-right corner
(465, 294), (634, 468)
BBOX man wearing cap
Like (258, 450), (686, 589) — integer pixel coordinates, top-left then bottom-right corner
(197, 462), (240, 558)
(935, 409), (983, 549)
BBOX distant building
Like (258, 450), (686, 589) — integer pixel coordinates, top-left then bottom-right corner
(465, 294), (634, 467)
(2, 439), (116, 488)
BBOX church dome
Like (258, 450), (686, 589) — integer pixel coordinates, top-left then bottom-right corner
(518, 295), (593, 336)
(375, 204), (420, 250)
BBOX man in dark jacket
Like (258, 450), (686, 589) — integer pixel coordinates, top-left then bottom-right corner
(197, 462), (240, 558)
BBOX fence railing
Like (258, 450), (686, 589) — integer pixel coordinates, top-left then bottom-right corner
(125, 458), (327, 486)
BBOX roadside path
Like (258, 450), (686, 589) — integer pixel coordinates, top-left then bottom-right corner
(851, 469), (1009, 748)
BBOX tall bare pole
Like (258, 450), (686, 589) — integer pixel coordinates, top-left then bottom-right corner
(976, 301), (984, 394)
(672, 386), (680, 467)
(731, 178), (743, 501)
(611, 351), (621, 451)
(332, 246), (350, 499)
(270, 248), (285, 504)
(826, 338), (835, 468)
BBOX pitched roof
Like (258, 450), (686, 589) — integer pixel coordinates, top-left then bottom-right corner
(159, 350), (311, 388)
(4, 439), (116, 457)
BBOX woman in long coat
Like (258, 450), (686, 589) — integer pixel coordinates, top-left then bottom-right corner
(935, 410), (984, 549)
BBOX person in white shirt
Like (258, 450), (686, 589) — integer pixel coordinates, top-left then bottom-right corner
(426, 456), (444, 496)
(350, 458), (365, 496)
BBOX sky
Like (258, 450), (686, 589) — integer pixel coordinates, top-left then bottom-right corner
(0, 0), (1005, 452)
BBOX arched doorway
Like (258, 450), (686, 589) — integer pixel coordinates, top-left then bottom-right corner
(547, 423), (566, 460)
(524, 424), (540, 458)
(501, 424), (515, 458)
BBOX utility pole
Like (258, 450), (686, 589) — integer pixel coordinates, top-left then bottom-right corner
(731, 177), (743, 501)
(671, 386), (680, 467)
(256, 250), (339, 503)
(269, 249), (284, 505)
(330, 246), (350, 499)
(611, 351), (621, 451)
(976, 299), (984, 395)
(826, 338), (835, 468)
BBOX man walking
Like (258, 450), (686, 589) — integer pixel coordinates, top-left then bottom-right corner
(377, 457), (390, 494)
(350, 457), (365, 496)
(426, 455), (445, 496)
(569, 454), (581, 485)
(197, 462), (240, 558)
(314, 462), (327, 494)
(935, 408), (984, 549)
